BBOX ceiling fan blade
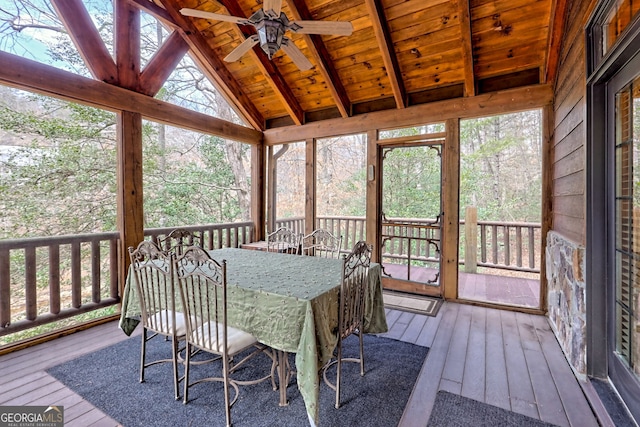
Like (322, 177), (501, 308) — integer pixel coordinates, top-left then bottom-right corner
(281, 39), (313, 71)
(263, 0), (282, 18)
(289, 20), (353, 36)
(224, 35), (260, 62)
(180, 8), (247, 25)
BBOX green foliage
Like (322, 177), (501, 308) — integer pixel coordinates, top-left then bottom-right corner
(459, 111), (541, 222)
(142, 132), (244, 228)
(382, 146), (442, 219)
(0, 97), (118, 238)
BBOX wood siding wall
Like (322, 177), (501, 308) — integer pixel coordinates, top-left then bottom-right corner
(552, 0), (594, 246)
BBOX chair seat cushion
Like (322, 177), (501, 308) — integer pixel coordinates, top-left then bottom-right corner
(192, 322), (257, 354)
(148, 310), (188, 336)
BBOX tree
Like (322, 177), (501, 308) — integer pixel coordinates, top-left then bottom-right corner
(460, 111), (542, 222)
(0, 1), (253, 238)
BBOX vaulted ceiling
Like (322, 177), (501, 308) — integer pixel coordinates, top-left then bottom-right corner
(135, 0), (564, 131)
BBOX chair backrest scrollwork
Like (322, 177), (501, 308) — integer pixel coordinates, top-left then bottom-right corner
(128, 240), (176, 336)
(301, 229), (342, 258)
(338, 241), (372, 339)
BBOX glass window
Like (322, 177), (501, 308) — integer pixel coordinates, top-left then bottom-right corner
(603, 0), (640, 54)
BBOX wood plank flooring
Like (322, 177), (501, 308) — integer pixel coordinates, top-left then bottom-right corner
(0, 302), (601, 427)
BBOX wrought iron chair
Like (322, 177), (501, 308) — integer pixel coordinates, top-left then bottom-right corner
(322, 240), (373, 408)
(266, 226), (301, 254)
(175, 246), (276, 426)
(157, 228), (202, 256)
(301, 228), (342, 258)
(128, 240), (186, 400)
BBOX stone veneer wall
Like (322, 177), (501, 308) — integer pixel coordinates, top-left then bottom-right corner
(546, 230), (587, 377)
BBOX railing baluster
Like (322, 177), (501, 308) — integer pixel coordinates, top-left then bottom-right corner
(529, 226), (536, 269)
(504, 225), (510, 266)
(110, 239), (119, 299)
(491, 225), (498, 264)
(91, 241), (100, 303)
(50, 244), (60, 314)
(516, 226), (523, 267)
(71, 242), (81, 309)
(25, 247), (37, 321)
(480, 224), (487, 263)
(0, 249), (10, 327)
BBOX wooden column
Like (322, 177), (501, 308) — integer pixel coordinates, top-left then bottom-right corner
(366, 129), (380, 262)
(442, 118), (460, 300)
(305, 138), (316, 236)
(116, 111), (144, 295)
(251, 143), (265, 242)
(540, 104), (554, 311)
(114, 0), (140, 91)
(266, 146), (276, 234)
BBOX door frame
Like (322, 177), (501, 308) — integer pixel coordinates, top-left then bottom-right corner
(379, 141), (444, 297)
(587, 5), (640, 420)
(371, 119), (460, 299)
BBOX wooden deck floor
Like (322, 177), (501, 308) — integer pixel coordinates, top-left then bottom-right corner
(383, 263), (541, 308)
(0, 302), (603, 427)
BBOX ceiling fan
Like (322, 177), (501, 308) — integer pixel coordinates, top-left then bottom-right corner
(180, 0), (353, 71)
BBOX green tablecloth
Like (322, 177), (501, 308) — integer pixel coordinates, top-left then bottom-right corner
(119, 248), (388, 426)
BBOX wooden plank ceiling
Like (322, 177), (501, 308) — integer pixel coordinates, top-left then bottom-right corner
(141, 0), (557, 131)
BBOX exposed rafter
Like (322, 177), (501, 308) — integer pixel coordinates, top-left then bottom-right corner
(217, 0), (305, 125)
(126, 0), (173, 22)
(544, 0), (569, 85)
(50, 0), (117, 84)
(139, 31), (190, 96)
(364, 0), (406, 109)
(458, 0), (475, 97)
(288, 0), (351, 118)
(152, 0), (266, 130)
(120, 0), (557, 129)
(0, 50), (262, 144)
(114, 0), (141, 91)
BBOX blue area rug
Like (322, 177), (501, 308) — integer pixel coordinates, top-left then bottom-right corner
(427, 390), (560, 427)
(47, 333), (428, 427)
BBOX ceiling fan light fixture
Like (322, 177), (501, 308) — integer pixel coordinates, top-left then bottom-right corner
(181, 3), (352, 71)
(256, 20), (285, 58)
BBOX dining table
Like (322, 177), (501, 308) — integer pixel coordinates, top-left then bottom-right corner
(118, 247), (388, 426)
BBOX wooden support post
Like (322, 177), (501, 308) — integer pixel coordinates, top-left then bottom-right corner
(540, 104), (553, 312)
(464, 206), (478, 273)
(366, 130), (380, 262)
(117, 111), (144, 297)
(305, 138), (316, 236)
(442, 118), (460, 300)
(251, 143), (265, 242)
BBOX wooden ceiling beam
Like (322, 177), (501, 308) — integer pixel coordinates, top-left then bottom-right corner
(287, 0), (351, 118)
(0, 51), (262, 144)
(544, 0), (569, 85)
(114, 0), (140, 91)
(152, 0), (266, 130)
(264, 84), (553, 144)
(50, 0), (117, 84)
(126, 0), (174, 24)
(458, 0), (475, 97)
(139, 31), (190, 96)
(218, 0), (305, 125)
(364, 0), (406, 109)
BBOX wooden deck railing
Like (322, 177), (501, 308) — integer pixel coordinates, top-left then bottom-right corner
(144, 222), (254, 251)
(278, 215), (541, 273)
(1, 215), (538, 343)
(275, 216), (367, 255)
(0, 232), (121, 337)
(0, 222), (254, 340)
